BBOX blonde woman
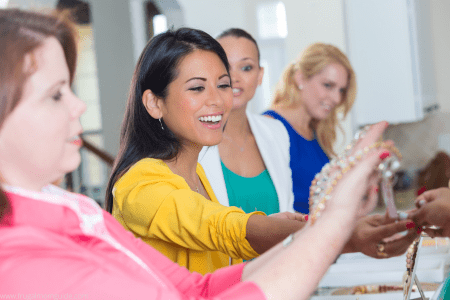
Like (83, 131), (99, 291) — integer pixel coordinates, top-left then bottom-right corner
(264, 43), (356, 214)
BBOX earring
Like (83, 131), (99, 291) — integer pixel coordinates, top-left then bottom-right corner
(159, 118), (164, 130)
(298, 84), (303, 90)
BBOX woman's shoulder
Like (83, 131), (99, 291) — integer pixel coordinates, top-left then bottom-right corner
(122, 158), (171, 178)
(114, 158), (179, 193)
(248, 112), (289, 143)
(248, 112), (286, 132)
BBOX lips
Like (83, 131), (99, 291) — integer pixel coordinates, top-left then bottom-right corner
(320, 102), (332, 112)
(232, 88), (243, 97)
(68, 135), (83, 146)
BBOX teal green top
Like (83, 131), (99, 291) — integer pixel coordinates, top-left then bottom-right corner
(438, 276), (450, 299)
(221, 161), (279, 215)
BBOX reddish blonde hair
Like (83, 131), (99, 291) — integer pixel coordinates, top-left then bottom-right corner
(0, 8), (78, 220)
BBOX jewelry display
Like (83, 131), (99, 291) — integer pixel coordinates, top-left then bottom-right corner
(308, 126), (402, 225)
(403, 236), (427, 300)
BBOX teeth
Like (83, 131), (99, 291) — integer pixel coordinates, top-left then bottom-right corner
(233, 88), (241, 94)
(199, 115), (222, 122)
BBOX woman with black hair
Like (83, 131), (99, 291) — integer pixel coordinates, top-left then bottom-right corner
(0, 9), (405, 297)
(105, 27), (417, 276)
(105, 27), (305, 275)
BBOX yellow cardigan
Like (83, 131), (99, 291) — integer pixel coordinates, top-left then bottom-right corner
(112, 158), (263, 274)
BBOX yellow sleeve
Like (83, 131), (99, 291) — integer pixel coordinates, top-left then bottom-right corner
(113, 158), (262, 260)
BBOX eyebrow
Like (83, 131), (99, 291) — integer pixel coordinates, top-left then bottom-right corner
(240, 57), (255, 62)
(185, 74), (230, 83)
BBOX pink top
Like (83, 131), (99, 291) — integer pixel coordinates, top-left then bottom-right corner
(0, 185), (265, 299)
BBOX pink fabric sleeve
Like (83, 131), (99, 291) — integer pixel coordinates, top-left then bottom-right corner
(103, 211), (267, 299)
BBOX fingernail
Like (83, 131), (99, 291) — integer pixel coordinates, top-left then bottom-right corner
(305, 215), (309, 221)
(379, 151), (390, 159)
(398, 211), (408, 220)
(406, 221), (415, 229)
(417, 186), (426, 196)
(417, 227), (422, 234)
(418, 199), (426, 207)
(374, 186), (379, 193)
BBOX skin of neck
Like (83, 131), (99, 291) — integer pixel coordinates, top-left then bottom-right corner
(164, 141), (202, 181)
(273, 100), (314, 139)
(222, 104), (252, 140)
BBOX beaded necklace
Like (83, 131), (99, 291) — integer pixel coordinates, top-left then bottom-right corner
(308, 126), (402, 224)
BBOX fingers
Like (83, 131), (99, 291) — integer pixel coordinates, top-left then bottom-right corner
(289, 212), (308, 222)
(382, 230), (418, 257)
(414, 187), (450, 208)
(407, 208), (428, 228)
(415, 190), (438, 208)
(373, 219), (415, 240)
(352, 121), (388, 153)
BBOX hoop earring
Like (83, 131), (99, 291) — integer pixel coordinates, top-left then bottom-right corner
(159, 118), (164, 130)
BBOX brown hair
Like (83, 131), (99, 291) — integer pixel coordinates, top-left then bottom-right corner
(0, 8), (78, 220)
(271, 42), (357, 157)
(417, 151), (450, 193)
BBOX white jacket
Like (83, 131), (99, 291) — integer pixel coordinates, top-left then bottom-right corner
(199, 112), (294, 213)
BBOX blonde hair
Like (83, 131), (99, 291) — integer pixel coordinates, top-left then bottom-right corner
(272, 42), (356, 157)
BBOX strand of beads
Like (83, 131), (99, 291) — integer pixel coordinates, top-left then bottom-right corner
(403, 237), (421, 300)
(309, 140), (402, 225)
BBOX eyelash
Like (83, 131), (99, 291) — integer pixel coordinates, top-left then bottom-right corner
(52, 90), (62, 101)
(189, 84), (231, 91)
(218, 83), (231, 89)
(189, 86), (205, 92)
(242, 65), (253, 72)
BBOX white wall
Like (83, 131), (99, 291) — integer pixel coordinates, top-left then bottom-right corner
(7, 0), (56, 9)
(177, 0), (247, 37)
(430, 0), (450, 113)
(283, 0), (353, 152)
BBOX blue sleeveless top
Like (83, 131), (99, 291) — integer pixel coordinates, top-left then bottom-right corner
(262, 110), (329, 214)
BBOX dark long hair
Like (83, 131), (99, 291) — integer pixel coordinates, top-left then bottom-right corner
(105, 28), (230, 213)
(0, 8), (77, 221)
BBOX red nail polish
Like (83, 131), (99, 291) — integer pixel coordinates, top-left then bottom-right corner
(417, 186), (426, 196)
(375, 187), (379, 193)
(379, 151), (390, 160)
(305, 215), (308, 221)
(417, 228), (422, 234)
(406, 222), (415, 229)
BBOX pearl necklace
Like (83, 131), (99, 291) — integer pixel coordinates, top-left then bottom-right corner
(308, 126), (402, 224)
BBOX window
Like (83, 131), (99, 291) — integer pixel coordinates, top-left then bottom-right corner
(257, 1), (288, 40)
(153, 14), (168, 35)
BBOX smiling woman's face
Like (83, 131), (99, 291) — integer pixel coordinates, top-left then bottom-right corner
(158, 49), (233, 148)
(297, 62), (349, 121)
(218, 36), (263, 111)
(0, 37), (86, 191)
